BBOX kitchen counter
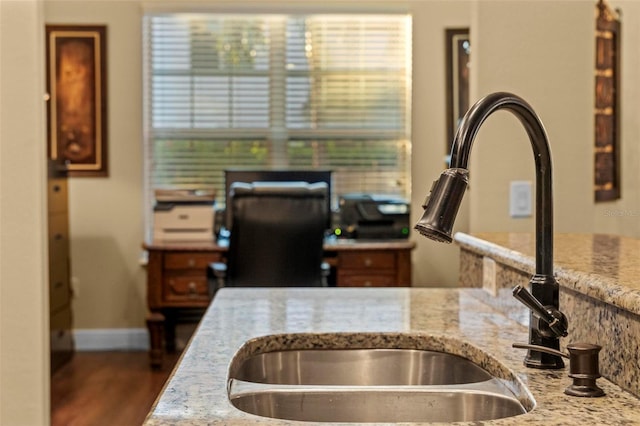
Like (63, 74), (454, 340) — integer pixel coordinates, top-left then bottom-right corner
(144, 287), (640, 425)
(455, 232), (640, 398)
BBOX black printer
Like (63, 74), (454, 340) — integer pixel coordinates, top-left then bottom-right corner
(335, 193), (410, 239)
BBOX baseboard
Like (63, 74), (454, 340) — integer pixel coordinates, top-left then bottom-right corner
(73, 328), (149, 351)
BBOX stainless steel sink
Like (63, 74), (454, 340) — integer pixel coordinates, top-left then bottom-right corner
(228, 334), (532, 423)
(230, 387), (527, 423)
(232, 348), (493, 385)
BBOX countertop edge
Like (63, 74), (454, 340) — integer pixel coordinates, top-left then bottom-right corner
(454, 232), (640, 316)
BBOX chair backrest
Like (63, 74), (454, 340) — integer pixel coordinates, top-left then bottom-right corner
(226, 181), (329, 287)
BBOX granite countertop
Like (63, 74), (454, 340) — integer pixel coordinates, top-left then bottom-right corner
(144, 287), (640, 425)
(454, 232), (640, 316)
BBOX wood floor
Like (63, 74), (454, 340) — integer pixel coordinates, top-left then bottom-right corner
(51, 351), (180, 426)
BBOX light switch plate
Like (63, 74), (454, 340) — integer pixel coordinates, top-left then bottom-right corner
(510, 181), (532, 218)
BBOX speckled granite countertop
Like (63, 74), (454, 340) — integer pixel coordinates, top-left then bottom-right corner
(455, 232), (640, 399)
(455, 232), (640, 315)
(144, 287), (640, 425)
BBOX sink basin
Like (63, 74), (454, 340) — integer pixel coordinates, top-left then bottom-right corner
(232, 348), (493, 385)
(227, 333), (533, 423)
(231, 388), (527, 423)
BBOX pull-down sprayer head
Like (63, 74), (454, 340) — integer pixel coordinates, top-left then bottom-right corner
(415, 168), (469, 243)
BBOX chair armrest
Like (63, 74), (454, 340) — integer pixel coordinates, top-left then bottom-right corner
(321, 262), (330, 277)
(210, 262), (227, 278)
(321, 261), (330, 286)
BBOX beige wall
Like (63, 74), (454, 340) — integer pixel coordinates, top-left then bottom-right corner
(469, 0), (640, 239)
(598, 0), (640, 236)
(1, 1), (49, 425)
(44, 0), (146, 331)
(410, 1), (471, 286)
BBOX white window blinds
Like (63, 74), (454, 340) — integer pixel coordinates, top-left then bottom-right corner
(143, 13), (412, 223)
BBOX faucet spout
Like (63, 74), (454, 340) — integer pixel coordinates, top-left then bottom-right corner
(449, 92), (554, 277)
(415, 92), (564, 369)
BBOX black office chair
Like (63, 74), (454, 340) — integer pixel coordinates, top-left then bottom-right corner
(209, 181), (329, 295)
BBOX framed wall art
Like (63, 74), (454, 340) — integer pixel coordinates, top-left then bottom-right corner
(46, 25), (108, 177)
(594, 1), (620, 201)
(445, 28), (470, 162)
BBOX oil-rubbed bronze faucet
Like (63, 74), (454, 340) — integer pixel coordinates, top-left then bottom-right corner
(415, 92), (565, 369)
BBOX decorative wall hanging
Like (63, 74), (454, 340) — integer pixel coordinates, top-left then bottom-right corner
(594, 1), (620, 201)
(445, 28), (470, 162)
(46, 25), (108, 177)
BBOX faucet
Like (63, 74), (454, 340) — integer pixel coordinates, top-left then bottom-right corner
(415, 92), (566, 369)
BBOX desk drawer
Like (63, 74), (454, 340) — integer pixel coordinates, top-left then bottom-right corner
(48, 178), (68, 214)
(337, 273), (397, 287)
(164, 252), (219, 270)
(50, 307), (74, 373)
(164, 275), (210, 303)
(339, 251), (396, 269)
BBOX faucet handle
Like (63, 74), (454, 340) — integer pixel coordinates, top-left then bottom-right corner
(513, 285), (568, 338)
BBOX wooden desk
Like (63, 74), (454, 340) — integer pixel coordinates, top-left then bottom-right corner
(143, 238), (415, 368)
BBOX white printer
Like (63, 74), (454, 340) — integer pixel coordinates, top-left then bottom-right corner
(153, 189), (215, 241)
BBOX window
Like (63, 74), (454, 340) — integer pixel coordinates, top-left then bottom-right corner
(143, 13), (412, 235)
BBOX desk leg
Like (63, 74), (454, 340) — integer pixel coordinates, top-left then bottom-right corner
(146, 311), (165, 369)
(164, 310), (177, 353)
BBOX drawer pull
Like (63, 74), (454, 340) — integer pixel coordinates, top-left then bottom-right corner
(188, 258), (196, 267)
(364, 258), (372, 267)
(166, 279), (206, 301)
(53, 185), (61, 192)
(364, 281), (372, 287)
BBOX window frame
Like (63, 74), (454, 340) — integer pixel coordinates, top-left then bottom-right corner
(142, 11), (412, 241)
